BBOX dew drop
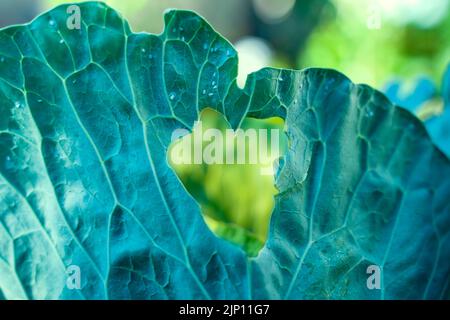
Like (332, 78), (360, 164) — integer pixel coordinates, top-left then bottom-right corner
(0, 56), (4, 63)
(49, 19), (56, 26)
(4, 156), (12, 169)
(141, 48), (146, 53)
(208, 92), (213, 97)
(37, 99), (43, 103)
(14, 101), (21, 108)
(59, 39), (64, 44)
(202, 89), (206, 95)
(203, 43), (208, 50)
(169, 93), (176, 101)
(211, 81), (216, 86)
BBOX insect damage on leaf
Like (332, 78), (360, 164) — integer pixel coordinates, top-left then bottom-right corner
(167, 108), (287, 257)
(0, 2), (449, 300)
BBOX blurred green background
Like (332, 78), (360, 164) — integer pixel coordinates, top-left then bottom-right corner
(2, 0), (449, 255)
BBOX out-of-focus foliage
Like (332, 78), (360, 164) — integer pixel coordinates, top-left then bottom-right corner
(423, 65), (450, 157)
(384, 77), (436, 113)
(169, 109), (287, 256)
(0, 0), (40, 27)
(249, 0), (329, 65)
(299, 0), (450, 88)
(383, 64), (450, 158)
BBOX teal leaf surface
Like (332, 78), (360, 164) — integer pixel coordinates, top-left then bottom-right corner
(0, 2), (449, 299)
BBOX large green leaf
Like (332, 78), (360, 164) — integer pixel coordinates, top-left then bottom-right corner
(0, 2), (449, 299)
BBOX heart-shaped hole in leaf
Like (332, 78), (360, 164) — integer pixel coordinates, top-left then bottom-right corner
(168, 108), (287, 256)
